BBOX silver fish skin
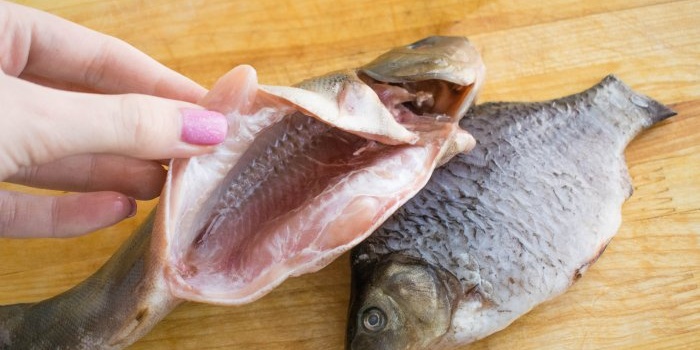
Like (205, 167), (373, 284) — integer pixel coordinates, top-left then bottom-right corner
(346, 75), (675, 350)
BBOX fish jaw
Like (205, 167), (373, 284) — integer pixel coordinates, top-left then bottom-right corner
(154, 37), (484, 305)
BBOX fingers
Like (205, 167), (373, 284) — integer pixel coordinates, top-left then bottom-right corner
(17, 72), (97, 93)
(1, 1), (206, 102)
(0, 191), (136, 238)
(0, 74), (228, 180)
(6, 155), (167, 200)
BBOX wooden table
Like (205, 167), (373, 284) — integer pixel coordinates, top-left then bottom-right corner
(2, 1), (699, 349)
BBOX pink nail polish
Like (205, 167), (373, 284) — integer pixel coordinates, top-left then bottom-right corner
(181, 108), (228, 145)
(126, 197), (137, 218)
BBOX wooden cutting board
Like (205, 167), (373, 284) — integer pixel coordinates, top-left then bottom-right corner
(2, 0), (698, 349)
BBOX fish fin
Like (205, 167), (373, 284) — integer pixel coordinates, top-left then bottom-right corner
(587, 75), (676, 138)
(437, 128), (476, 166)
(598, 75), (676, 125)
(200, 65), (259, 114)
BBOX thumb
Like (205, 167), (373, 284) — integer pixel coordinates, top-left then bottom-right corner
(0, 73), (229, 177)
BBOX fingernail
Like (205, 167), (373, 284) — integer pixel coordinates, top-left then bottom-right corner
(126, 197), (137, 218)
(180, 108), (228, 145)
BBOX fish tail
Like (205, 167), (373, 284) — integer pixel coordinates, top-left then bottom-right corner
(0, 211), (178, 349)
(597, 75), (676, 130)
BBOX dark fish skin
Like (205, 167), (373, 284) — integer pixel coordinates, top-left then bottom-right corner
(347, 75), (675, 350)
(0, 212), (178, 350)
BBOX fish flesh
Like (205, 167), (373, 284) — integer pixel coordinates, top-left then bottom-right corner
(346, 75), (675, 349)
(158, 36), (483, 305)
(0, 36), (484, 349)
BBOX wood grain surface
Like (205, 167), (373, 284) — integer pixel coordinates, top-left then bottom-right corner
(1, 0), (699, 349)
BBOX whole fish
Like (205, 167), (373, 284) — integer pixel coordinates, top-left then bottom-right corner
(346, 75), (675, 349)
(0, 36), (483, 349)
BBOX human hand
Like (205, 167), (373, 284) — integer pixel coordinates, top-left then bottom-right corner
(0, 1), (229, 238)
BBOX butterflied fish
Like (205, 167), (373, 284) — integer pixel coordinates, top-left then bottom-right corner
(0, 36), (484, 349)
(346, 75), (675, 350)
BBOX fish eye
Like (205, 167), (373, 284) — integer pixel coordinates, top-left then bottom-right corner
(361, 307), (387, 332)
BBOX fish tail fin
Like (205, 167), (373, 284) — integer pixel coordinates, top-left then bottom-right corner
(0, 212), (177, 349)
(581, 75), (676, 145)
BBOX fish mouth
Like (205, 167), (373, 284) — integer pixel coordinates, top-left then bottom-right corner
(154, 38), (483, 305)
(360, 36), (484, 120)
(360, 73), (476, 128)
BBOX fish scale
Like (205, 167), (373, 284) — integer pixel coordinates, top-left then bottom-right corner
(347, 75), (675, 350)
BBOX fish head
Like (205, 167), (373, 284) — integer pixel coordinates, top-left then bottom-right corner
(260, 36), (484, 146)
(360, 36), (485, 120)
(347, 253), (460, 350)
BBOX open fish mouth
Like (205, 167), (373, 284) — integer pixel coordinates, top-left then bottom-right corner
(153, 36), (485, 305)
